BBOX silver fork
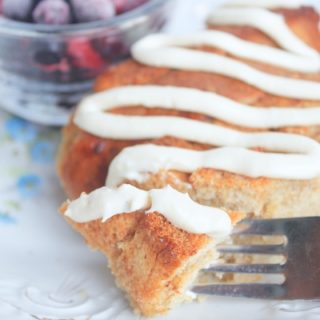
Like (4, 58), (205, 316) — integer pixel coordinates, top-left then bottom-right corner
(192, 217), (320, 300)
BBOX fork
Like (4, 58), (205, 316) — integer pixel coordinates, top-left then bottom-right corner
(192, 217), (320, 300)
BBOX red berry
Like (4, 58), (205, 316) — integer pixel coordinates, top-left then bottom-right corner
(92, 35), (129, 62)
(67, 38), (105, 70)
(112, 0), (148, 14)
(33, 0), (72, 25)
(70, 0), (115, 23)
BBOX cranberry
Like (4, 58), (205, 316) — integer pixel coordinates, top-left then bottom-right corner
(3, 0), (34, 21)
(112, 0), (148, 14)
(70, 0), (115, 23)
(33, 0), (72, 25)
(92, 36), (129, 62)
(67, 38), (105, 70)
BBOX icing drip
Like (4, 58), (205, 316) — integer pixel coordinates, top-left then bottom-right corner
(132, 34), (320, 100)
(225, 0), (319, 10)
(133, 30), (319, 73)
(106, 142), (320, 187)
(65, 184), (232, 236)
(65, 184), (149, 223)
(74, 85), (320, 182)
(75, 85), (320, 131)
(207, 8), (319, 58)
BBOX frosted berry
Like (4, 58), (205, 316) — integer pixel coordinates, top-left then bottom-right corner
(33, 0), (72, 25)
(92, 36), (128, 62)
(112, 0), (148, 14)
(71, 0), (115, 23)
(67, 38), (105, 70)
(3, 0), (34, 21)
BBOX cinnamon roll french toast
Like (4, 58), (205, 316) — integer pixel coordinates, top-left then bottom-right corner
(58, 0), (320, 316)
(58, 1), (320, 218)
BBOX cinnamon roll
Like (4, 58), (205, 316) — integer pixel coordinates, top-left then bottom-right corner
(58, 1), (320, 315)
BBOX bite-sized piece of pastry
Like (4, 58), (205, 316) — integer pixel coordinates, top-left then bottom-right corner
(61, 184), (243, 316)
(57, 3), (320, 221)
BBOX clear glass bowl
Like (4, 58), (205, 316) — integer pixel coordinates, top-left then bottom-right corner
(0, 0), (173, 125)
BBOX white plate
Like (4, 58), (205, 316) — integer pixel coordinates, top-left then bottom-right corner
(1, 1), (320, 318)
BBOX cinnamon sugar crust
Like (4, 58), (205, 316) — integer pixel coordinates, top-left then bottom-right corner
(60, 204), (242, 316)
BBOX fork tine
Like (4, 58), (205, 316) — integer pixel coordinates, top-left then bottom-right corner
(193, 218), (320, 300)
(233, 219), (287, 236)
(192, 283), (286, 299)
(203, 263), (285, 274)
(218, 244), (285, 255)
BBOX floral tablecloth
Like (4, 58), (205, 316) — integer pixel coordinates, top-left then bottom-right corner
(0, 110), (60, 223)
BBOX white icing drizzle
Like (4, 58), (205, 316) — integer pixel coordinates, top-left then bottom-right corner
(75, 85), (320, 182)
(65, 184), (150, 223)
(207, 8), (319, 58)
(74, 85), (320, 131)
(225, 0), (319, 10)
(106, 142), (320, 187)
(68, 2), (320, 238)
(132, 34), (320, 100)
(65, 184), (232, 236)
(225, 0), (320, 24)
(73, 3), (320, 185)
(135, 30), (318, 73)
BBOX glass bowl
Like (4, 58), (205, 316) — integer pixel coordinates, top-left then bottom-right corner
(0, 0), (173, 125)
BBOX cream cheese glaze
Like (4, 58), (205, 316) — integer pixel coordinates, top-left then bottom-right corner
(74, 85), (320, 131)
(207, 8), (319, 58)
(132, 34), (320, 100)
(225, 0), (319, 10)
(74, 3), (320, 184)
(65, 184), (232, 236)
(134, 31), (319, 73)
(68, 2), (320, 234)
(74, 84), (320, 183)
(106, 143), (320, 187)
(131, 4), (320, 100)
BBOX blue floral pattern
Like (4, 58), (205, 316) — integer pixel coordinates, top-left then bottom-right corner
(31, 140), (56, 164)
(16, 174), (42, 198)
(0, 112), (60, 224)
(0, 212), (16, 225)
(5, 117), (39, 143)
